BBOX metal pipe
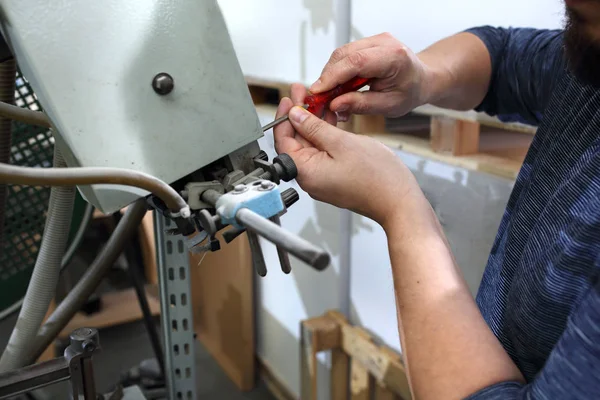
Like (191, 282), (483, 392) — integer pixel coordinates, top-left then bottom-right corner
(0, 358), (69, 399)
(236, 208), (329, 270)
(0, 101), (51, 129)
(25, 200), (147, 365)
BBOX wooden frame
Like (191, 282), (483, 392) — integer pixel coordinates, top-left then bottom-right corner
(300, 310), (412, 400)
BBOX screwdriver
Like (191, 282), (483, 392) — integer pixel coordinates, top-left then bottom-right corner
(261, 76), (371, 132)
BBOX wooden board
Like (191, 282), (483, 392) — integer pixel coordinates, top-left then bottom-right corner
(139, 211), (158, 285)
(430, 116), (480, 156)
(59, 287), (160, 338)
(189, 231), (255, 391)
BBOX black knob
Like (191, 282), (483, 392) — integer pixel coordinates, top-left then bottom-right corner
(281, 188), (300, 208)
(273, 154), (297, 182)
(152, 72), (174, 95)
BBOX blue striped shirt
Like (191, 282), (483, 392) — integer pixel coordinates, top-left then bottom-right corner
(460, 27), (600, 399)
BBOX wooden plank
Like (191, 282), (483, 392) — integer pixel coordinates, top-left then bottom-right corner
(326, 311), (412, 400)
(331, 348), (349, 400)
(352, 114), (387, 135)
(413, 104), (537, 135)
(59, 287), (160, 338)
(190, 230), (255, 391)
(375, 382), (396, 400)
(300, 314), (343, 400)
(138, 211), (158, 285)
(351, 326), (373, 400)
(300, 318), (318, 400)
(430, 116), (480, 156)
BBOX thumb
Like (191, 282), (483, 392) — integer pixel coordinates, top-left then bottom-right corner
(288, 106), (343, 150)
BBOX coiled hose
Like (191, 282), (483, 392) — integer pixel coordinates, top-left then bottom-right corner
(25, 198), (147, 366)
(0, 147), (75, 372)
(0, 59), (16, 250)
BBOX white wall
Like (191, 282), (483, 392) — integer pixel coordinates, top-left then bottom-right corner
(218, 0), (341, 86)
(354, 0), (564, 52)
(350, 151), (515, 353)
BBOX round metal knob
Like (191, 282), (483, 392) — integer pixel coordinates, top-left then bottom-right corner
(152, 72), (174, 95)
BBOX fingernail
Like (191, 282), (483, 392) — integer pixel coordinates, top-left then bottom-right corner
(336, 112), (349, 122)
(336, 104), (349, 112)
(309, 78), (322, 91)
(289, 106), (310, 124)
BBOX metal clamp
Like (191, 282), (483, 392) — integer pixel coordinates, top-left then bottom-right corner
(0, 327), (100, 400)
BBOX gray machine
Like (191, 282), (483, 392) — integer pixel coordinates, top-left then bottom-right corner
(0, 1), (330, 399)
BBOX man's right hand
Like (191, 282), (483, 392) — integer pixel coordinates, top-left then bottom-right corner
(309, 32), (435, 120)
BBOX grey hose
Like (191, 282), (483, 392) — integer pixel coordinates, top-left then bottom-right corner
(0, 59), (16, 249)
(24, 199), (147, 366)
(0, 162), (189, 217)
(0, 147), (75, 372)
(0, 100), (51, 129)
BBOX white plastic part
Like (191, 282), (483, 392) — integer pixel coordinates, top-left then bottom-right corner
(0, 0), (263, 214)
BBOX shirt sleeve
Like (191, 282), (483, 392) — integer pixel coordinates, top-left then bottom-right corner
(463, 277), (600, 400)
(463, 26), (566, 126)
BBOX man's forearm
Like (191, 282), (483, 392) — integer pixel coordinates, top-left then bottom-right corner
(383, 194), (524, 400)
(417, 32), (492, 111)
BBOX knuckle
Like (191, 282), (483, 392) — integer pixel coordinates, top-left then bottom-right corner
(331, 47), (345, 62)
(379, 32), (394, 40)
(347, 51), (366, 69)
(391, 44), (408, 59)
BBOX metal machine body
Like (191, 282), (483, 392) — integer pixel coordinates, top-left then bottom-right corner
(0, 0), (263, 214)
(0, 327), (146, 400)
(0, 2), (332, 399)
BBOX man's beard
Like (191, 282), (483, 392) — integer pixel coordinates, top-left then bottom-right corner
(564, 8), (600, 87)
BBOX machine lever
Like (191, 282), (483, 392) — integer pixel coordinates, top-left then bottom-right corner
(236, 208), (329, 270)
(269, 215), (292, 274)
(246, 230), (268, 277)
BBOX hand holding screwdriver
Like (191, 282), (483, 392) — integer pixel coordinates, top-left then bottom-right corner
(262, 76), (371, 132)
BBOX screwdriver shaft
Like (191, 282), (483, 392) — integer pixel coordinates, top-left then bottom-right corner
(261, 104), (308, 132)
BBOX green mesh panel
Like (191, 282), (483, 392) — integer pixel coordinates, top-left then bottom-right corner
(0, 70), (86, 312)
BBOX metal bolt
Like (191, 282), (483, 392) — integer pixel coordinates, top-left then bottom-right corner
(152, 72), (174, 95)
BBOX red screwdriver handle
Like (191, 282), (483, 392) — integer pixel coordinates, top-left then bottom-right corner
(304, 77), (371, 117)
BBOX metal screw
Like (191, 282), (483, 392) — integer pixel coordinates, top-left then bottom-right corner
(152, 72), (174, 95)
(234, 185), (246, 192)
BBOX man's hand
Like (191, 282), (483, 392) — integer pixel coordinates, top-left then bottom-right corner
(274, 83), (428, 228)
(309, 32), (434, 120)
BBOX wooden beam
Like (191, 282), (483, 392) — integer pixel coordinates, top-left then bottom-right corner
(331, 348), (349, 400)
(300, 315), (342, 400)
(430, 116), (480, 156)
(326, 311), (412, 400)
(375, 382), (400, 400)
(350, 326), (373, 400)
(352, 114), (387, 135)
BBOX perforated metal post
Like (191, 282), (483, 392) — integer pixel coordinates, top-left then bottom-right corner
(154, 212), (197, 400)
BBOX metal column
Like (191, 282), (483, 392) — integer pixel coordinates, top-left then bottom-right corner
(154, 212), (197, 400)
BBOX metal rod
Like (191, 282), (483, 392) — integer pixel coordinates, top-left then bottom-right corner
(236, 208), (329, 270)
(80, 357), (97, 400)
(247, 231), (268, 277)
(0, 357), (70, 399)
(270, 215), (292, 274)
(261, 104), (308, 132)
